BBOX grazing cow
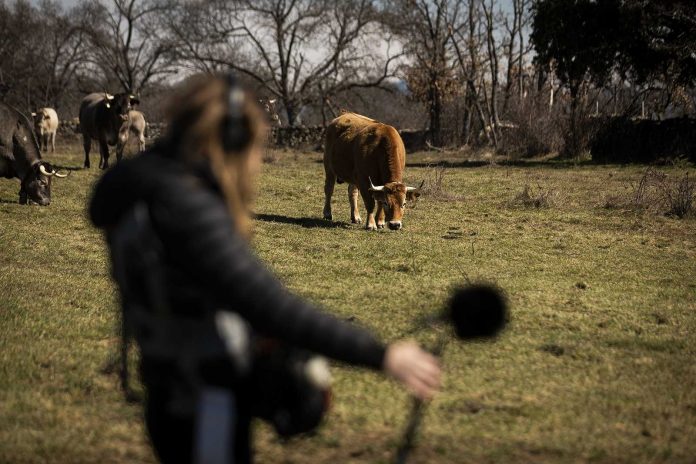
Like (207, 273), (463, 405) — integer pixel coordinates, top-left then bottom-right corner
(119, 110), (147, 153)
(0, 102), (67, 205)
(31, 107), (59, 153)
(79, 92), (140, 169)
(259, 98), (281, 127)
(323, 112), (423, 231)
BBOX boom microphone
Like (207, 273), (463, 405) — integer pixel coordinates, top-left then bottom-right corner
(395, 283), (508, 464)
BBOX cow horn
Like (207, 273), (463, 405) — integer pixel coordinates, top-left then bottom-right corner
(39, 164), (54, 177)
(53, 170), (68, 178)
(368, 177), (384, 192)
(406, 180), (425, 192)
(31, 112), (36, 116)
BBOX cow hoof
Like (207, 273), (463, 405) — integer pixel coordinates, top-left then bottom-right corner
(366, 224), (377, 231)
(377, 223), (385, 229)
(351, 217), (362, 224)
(323, 214), (332, 221)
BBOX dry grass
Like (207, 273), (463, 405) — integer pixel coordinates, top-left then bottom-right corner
(1, 144), (695, 463)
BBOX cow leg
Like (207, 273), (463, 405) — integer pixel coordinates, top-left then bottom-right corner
(375, 202), (386, 229)
(359, 185), (378, 231)
(51, 132), (56, 153)
(138, 134), (145, 152)
(83, 135), (91, 168)
(323, 170), (336, 221)
(42, 134), (48, 152)
(348, 183), (362, 224)
(99, 140), (110, 169)
(116, 143), (125, 163)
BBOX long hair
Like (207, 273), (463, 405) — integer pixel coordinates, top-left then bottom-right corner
(163, 74), (267, 238)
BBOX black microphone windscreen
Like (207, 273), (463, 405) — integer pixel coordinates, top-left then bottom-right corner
(447, 284), (508, 339)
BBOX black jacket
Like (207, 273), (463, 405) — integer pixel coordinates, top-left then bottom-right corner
(89, 145), (386, 370)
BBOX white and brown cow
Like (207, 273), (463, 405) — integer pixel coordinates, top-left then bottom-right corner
(119, 110), (147, 153)
(259, 98), (281, 127)
(323, 112), (422, 231)
(31, 107), (59, 153)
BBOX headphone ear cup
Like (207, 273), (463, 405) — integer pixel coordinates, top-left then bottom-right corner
(222, 72), (252, 153)
(221, 115), (252, 153)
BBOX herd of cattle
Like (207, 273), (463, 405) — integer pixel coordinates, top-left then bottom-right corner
(0, 91), (422, 229)
(0, 92), (146, 205)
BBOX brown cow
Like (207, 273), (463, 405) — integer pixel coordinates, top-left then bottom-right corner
(323, 112), (422, 231)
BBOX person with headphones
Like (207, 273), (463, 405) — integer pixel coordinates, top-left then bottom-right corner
(89, 73), (441, 463)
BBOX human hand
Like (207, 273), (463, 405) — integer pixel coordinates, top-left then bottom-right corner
(383, 340), (441, 400)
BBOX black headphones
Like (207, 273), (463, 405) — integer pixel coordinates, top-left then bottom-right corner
(222, 72), (252, 153)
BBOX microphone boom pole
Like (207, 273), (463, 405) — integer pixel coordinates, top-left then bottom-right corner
(393, 284), (508, 464)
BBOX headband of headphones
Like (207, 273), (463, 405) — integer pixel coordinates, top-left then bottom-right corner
(222, 72), (252, 153)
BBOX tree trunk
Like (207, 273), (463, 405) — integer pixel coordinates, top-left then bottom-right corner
(429, 75), (443, 147)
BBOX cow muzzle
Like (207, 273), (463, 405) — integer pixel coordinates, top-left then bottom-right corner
(388, 221), (402, 230)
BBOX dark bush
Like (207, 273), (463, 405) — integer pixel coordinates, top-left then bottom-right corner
(591, 117), (696, 163)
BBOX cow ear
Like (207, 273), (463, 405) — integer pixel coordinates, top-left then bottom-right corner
(371, 190), (387, 202)
(129, 96), (140, 106)
(406, 190), (421, 202)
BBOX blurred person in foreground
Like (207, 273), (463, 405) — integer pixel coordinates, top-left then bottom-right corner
(89, 73), (441, 464)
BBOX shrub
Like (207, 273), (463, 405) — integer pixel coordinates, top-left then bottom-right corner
(591, 117), (696, 164)
(497, 99), (565, 159)
(660, 172), (695, 218)
(262, 148), (280, 164)
(509, 184), (558, 208)
(603, 168), (695, 218)
(419, 165), (465, 201)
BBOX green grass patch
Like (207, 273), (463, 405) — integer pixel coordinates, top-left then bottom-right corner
(1, 141), (695, 463)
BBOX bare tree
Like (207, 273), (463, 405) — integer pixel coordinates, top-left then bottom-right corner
(0, 0), (89, 111)
(83, 0), (176, 93)
(386, 0), (465, 146)
(502, 0), (532, 110)
(37, 1), (90, 108)
(447, 0), (492, 146)
(481, 0), (501, 146)
(166, 0), (402, 126)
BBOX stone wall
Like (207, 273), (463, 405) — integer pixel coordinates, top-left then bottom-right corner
(58, 121), (431, 152)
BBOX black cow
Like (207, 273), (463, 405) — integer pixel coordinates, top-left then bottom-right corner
(0, 102), (67, 205)
(79, 92), (140, 169)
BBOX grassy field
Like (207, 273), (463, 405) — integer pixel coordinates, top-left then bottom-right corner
(1, 138), (695, 463)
